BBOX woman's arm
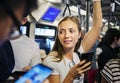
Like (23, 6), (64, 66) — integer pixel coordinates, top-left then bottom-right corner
(81, 1), (102, 52)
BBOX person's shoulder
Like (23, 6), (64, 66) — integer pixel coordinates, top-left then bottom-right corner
(43, 55), (57, 63)
(22, 35), (33, 41)
(106, 58), (120, 67)
(43, 56), (59, 70)
(43, 51), (59, 64)
(44, 55), (55, 62)
(22, 35), (38, 45)
(108, 58), (120, 64)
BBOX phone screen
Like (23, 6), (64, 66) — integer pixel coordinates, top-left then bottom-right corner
(80, 52), (94, 62)
(15, 64), (53, 83)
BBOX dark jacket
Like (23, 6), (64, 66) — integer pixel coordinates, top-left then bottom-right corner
(0, 40), (15, 83)
(98, 45), (118, 71)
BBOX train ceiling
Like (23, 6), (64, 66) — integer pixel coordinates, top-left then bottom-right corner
(70, 0), (120, 25)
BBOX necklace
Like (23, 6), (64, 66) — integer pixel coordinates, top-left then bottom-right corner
(69, 60), (75, 68)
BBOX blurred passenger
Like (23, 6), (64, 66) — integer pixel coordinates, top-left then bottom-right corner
(0, 0), (38, 82)
(97, 28), (120, 71)
(43, 1), (102, 83)
(101, 55), (120, 83)
(0, 40), (14, 82)
(90, 35), (102, 69)
(97, 28), (120, 83)
(10, 17), (41, 72)
(95, 35), (103, 62)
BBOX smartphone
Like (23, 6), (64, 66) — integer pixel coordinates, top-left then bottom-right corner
(11, 71), (27, 79)
(80, 52), (94, 62)
(15, 64), (53, 83)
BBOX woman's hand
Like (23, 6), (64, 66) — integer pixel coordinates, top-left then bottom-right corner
(64, 60), (91, 83)
(69, 60), (91, 78)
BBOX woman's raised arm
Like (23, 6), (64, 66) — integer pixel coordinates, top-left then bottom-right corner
(81, 0), (102, 52)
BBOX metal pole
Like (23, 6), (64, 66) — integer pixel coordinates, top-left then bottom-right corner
(108, 12), (111, 29)
(85, 1), (91, 83)
(86, 0), (90, 32)
(77, 0), (82, 28)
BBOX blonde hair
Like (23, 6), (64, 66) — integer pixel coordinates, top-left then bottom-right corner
(49, 16), (82, 62)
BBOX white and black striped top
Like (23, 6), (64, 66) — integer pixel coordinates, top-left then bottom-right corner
(101, 58), (120, 83)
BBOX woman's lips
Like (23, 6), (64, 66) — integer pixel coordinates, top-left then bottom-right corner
(64, 40), (72, 43)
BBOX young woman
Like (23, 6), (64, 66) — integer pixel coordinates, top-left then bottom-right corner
(43, 0), (102, 83)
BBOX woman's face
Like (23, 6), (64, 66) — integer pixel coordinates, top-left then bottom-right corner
(58, 20), (81, 50)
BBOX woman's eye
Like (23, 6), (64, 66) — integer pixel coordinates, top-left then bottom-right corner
(70, 30), (75, 33)
(59, 31), (64, 34)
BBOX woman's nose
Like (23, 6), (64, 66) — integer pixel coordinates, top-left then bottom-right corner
(65, 31), (70, 38)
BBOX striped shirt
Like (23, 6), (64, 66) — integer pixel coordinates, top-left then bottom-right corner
(101, 58), (120, 83)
